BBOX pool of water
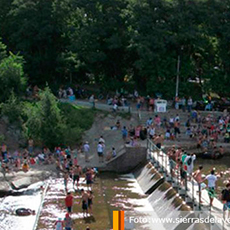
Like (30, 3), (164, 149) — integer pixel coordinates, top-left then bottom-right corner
(195, 157), (230, 194)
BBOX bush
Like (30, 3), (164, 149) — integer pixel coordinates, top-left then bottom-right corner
(59, 103), (95, 145)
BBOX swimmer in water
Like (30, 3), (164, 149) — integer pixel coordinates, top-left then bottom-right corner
(16, 208), (35, 216)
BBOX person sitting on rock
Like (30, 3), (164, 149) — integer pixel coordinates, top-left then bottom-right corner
(22, 162), (29, 172)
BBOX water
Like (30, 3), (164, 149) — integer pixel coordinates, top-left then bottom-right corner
(0, 183), (44, 230)
(195, 157), (230, 194)
(134, 163), (164, 194)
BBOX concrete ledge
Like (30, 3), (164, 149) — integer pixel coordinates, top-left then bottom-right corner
(105, 146), (147, 173)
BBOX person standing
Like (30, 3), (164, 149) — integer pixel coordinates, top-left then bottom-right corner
(204, 169), (217, 208)
(64, 213), (73, 230)
(81, 189), (89, 217)
(174, 119), (181, 139)
(85, 168), (93, 190)
(64, 172), (69, 192)
(73, 165), (82, 189)
(184, 153), (196, 180)
(181, 97), (186, 112)
(99, 136), (105, 147)
(54, 218), (64, 230)
(97, 142), (104, 163)
(83, 142), (90, 162)
(65, 192), (73, 213)
(87, 190), (94, 215)
(193, 165), (204, 204)
(89, 94), (95, 108)
(122, 126), (128, 142)
(187, 96), (193, 112)
(221, 183), (230, 219)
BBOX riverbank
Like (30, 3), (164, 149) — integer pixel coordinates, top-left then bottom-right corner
(0, 164), (57, 195)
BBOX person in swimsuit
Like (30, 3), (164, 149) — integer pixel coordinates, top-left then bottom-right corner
(16, 208), (35, 216)
(87, 190), (94, 215)
(193, 165), (204, 204)
(85, 168), (93, 190)
(81, 189), (89, 217)
(73, 165), (82, 189)
(64, 172), (69, 192)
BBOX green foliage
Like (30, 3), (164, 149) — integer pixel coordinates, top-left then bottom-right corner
(0, 135), (5, 143)
(24, 87), (65, 148)
(59, 103), (95, 145)
(24, 89), (95, 148)
(0, 54), (26, 102)
(1, 92), (23, 124)
(1, 0), (230, 97)
(0, 39), (7, 61)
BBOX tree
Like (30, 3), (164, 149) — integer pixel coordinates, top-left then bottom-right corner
(25, 87), (65, 148)
(0, 53), (26, 102)
(1, 91), (23, 124)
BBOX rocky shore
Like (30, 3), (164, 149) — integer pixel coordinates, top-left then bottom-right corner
(0, 164), (57, 196)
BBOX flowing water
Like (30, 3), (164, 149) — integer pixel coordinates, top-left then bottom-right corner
(0, 182), (45, 230)
(1, 160), (225, 230)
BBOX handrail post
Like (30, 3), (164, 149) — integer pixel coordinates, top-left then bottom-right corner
(198, 182), (201, 210)
(192, 179), (195, 209)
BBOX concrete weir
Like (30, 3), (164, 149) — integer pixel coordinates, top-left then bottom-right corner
(102, 146), (225, 230)
(131, 162), (197, 230)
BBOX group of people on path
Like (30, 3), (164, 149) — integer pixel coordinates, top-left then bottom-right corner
(55, 145), (98, 230)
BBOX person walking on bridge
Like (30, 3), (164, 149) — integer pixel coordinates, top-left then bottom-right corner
(204, 169), (217, 208)
(193, 165), (204, 204)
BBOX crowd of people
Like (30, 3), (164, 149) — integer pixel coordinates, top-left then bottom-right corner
(164, 144), (230, 216)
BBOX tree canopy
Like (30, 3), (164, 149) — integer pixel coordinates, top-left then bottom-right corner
(0, 0), (230, 98)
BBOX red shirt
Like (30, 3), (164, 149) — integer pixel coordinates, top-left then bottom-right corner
(65, 195), (73, 207)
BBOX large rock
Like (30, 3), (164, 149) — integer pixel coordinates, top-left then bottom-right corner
(0, 181), (12, 195)
(11, 177), (32, 190)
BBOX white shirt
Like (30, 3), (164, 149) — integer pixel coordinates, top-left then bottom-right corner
(188, 99), (193, 105)
(169, 118), (174, 123)
(99, 138), (105, 144)
(149, 128), (155, 136)
(97, 144), (103, 152)
(83, 144), (90, 152)
(184, 155), (196, 172)
(206, 174), (217, 188)
(175, 116), (180, 121)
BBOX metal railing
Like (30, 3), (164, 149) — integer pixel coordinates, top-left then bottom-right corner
(147, 138), (201, 210)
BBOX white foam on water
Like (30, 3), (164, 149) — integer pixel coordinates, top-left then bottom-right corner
(119, 173), (166, 230)
(0, 191), (42, 230)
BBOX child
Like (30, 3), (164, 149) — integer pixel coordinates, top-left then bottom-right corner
(112, 147), (116, 158)
(54, 218), (64, 230)
(64, 213), (73, 230)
